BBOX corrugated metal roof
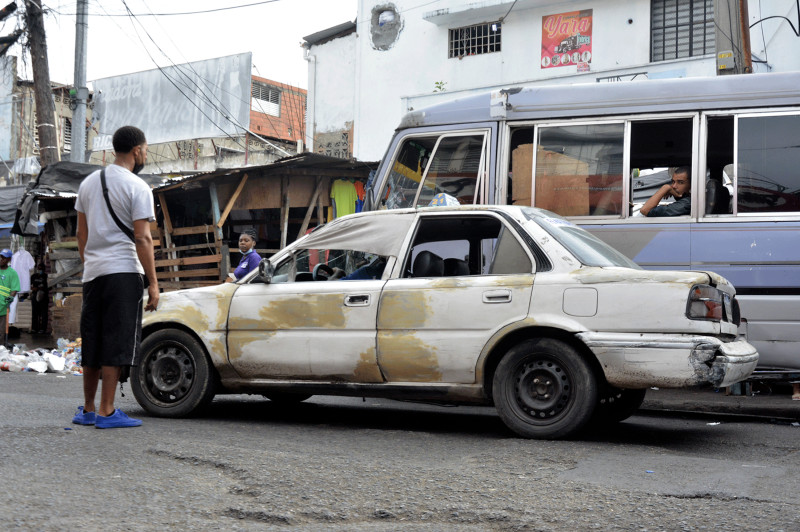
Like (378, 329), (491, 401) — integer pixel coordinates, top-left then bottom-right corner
(303, 21), (357, 46)
(153, 153), (378, 192)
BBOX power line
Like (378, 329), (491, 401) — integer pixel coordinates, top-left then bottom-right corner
(50, 0), (281, 17)
(117, 0), (248, 149)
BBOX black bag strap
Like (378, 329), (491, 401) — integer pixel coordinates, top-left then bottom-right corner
(100, 168), (135, 243)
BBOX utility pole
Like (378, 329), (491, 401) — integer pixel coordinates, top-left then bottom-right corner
(70, 0), (88, 162)
(24, 0), (60, 166)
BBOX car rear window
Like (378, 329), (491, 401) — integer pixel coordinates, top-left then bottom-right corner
(522, 208), (641, 269)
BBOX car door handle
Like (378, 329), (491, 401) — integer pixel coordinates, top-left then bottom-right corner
(344, 294), (370, 307)
(483, 289), (511, 304)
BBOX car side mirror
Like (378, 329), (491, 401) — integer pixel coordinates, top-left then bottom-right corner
(257, 258), (275, 284)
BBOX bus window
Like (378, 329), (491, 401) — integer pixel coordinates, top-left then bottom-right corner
(533, 123), (624, 216)
(384, 133), (487, 209)
(629, 117), (694, 217)
(509, 127), (534, 205)
(705, 116), (734, 215)
(415, 134), (486, 207)
(384, 136), (438, 209)
(737, 114), (800, 214)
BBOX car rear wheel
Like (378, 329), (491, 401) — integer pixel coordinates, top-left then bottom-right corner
(493, 338), (598, 439)
(592, 387), (647, 424)
(131, 329), (216, 417)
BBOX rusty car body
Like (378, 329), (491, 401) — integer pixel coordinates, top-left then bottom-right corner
(133, 205), (758, 439)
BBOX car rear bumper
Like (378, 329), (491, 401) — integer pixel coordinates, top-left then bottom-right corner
(576, 333), (759, 389)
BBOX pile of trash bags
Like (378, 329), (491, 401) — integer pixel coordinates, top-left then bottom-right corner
(0, 338), (82, 375)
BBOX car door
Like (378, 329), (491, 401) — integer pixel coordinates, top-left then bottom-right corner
(377, 213), (535, 384)
(227, 248), (385, 382)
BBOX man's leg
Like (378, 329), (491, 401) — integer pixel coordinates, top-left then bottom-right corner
(98, 366), (122, 417)
(82, 366), (100, 413)
(1, 314), (7, 347)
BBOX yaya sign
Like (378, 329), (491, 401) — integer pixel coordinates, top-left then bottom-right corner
(541, 10), (593, 69)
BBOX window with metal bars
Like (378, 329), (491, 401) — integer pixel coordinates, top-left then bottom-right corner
(251, 81), (281, 117)
(62, 117), (88, 152)
(448, 21), (501, 58)
(651, 0), (715, 61)
(63, 117), (72, 152)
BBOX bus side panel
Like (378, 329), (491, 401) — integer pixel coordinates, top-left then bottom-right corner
(585, 223), (691, 270)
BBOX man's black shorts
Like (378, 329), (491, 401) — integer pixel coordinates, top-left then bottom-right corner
(81, 272), (143, 368)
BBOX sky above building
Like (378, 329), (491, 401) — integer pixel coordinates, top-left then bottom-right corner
(9, 0), (357, 89)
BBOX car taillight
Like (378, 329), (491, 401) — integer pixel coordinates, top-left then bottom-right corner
(687, 284), (723, 321)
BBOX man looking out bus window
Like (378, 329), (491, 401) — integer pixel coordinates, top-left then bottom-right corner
(640, 167), (691, 217)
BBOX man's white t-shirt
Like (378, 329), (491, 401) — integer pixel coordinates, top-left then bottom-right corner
(75, 164), (155, 283)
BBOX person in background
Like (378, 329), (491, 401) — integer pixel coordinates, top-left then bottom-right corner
(29, 261), (49, 334)
(74, 125), (159, 429)
(639, 167), (692, 217)
(0, 248), (20, 348)
(232, 228), (262, 281)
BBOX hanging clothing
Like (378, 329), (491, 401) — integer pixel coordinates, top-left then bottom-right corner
(10, 249), (34, 292)
(330, 179), (358, 218)
(354, 181), (366, 213)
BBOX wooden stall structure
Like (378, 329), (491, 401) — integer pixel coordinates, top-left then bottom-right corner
(152, 153), (376, 291)
(11, 155), (376, 308)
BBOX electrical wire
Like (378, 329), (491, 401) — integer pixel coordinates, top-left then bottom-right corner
(129, 0), (297, 157)
(117, 0), (249, 150)
(749, 0), (800, 35)
(51, 0), (281, 17)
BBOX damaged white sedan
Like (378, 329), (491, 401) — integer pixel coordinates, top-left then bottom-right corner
(133, 206), (758, 439)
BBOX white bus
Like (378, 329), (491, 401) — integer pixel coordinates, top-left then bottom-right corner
(366, 71), (800, 370)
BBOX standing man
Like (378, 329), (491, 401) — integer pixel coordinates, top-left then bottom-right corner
(73, 126), (159, 429)
(0, 248), (20, 348)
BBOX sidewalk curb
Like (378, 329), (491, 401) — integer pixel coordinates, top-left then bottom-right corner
(641, 388), (800, 422)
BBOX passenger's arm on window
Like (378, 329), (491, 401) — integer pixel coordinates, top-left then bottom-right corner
(639, 184), (675, 216)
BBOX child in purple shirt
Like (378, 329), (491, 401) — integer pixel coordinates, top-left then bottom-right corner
(233, 229), (262, 280)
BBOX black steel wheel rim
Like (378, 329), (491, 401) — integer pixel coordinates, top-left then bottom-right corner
(141, 341), (196, 405)
(511, 356), (573, 422)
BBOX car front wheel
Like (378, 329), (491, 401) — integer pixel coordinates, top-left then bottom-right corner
(131, 329), (216, 417)
(493, 338), (598, 439)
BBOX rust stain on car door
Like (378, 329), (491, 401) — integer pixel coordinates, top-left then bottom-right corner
(377, 275), (533, 383)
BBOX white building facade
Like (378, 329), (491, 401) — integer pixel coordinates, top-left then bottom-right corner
(304, 0), (800, 162)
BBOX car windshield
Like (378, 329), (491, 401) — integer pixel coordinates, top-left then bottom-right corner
(521, 208), (641, 269)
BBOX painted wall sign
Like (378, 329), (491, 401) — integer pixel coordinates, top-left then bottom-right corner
(541, 10), (593, 69)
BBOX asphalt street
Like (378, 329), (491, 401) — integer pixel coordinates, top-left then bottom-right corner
(1, 370), (798, 531)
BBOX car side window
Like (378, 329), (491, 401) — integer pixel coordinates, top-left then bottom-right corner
(274, 249), (387, 282)
(403, 215), (533, 278)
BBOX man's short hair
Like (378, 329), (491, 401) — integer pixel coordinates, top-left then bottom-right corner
(112, 126), (146, 154)
(674, 166), (691, 177)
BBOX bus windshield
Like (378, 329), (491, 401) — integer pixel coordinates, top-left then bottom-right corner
(522, 208), (641, 269)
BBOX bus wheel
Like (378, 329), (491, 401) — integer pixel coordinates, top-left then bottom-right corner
(493, 338), (598, 439)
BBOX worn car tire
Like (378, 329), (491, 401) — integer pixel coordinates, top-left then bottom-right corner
(263, 393), (313, 404)
(131, 329), (216, 417)
(592, 387), (647, 425)
(493, 338), (598, 439)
